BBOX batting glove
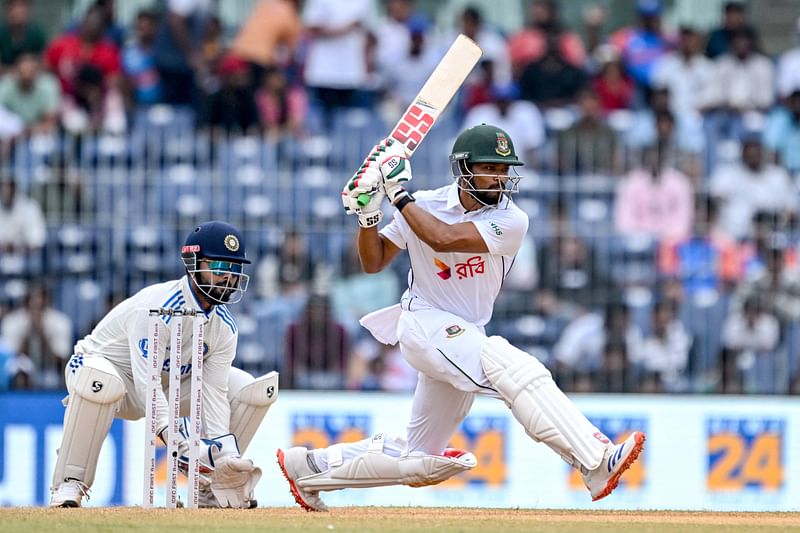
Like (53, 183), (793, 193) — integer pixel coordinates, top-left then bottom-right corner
(377, 139), (413, 205)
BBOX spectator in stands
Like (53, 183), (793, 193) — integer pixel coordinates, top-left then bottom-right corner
(630, 298), (691, 392)
(285, 292), (349, 390)
(0, 0), (46, 72)
(734, 243), (800, 324)
(45, 4), (121, 97)
(763, 89), (800, 175)
(204, 54), (259, 133)
(706, 1), (750, 59)
(653, 110), (702, 179)
(615, 144), (694, 241)
(592, 45), (635, 113)
(507, 0), (586, 80)
(330, 244), (399, 338)
(626, 87), (705, 176)
(651, 26), (713, 123)
(738, 211), (798, 280)
(7, 353), (35, 390)
(200, 14), (225, 86)
(121, 9), (162, 107)
(581, 4), (607, 61)
(60, 64), (124, 134)
(373, 0), (421, 87)
(346, 338), (416, 392)
(519, 32), (587, 108)
(0, 284), (73, 390)
(0, 52), (60, 134)
(537, 198), (612, 315)
(302, 0), (372, 129)
(776, 17), (800, 100)
(230, 0), (301, 90)
(256, 228), (313, 298)
(153, 0), (213, 106)
(463, 82), (545, 165)
(460, 58), (495, 113)
(596, 339), (635, 393)
(458, 5), (511, 85)
(710, 135), (797, 240)
(658, 194), (742, 296)
(557, 88), (619, 175)
(67, 0), (124, 49)
(608, 0), (672, 92)
(0, 178), (46, 254)
(255, 66), (307, 137)
(381, 14), (442, 117)
(553, 301), (643, 392)
(721, 294), (781, 394)
(701, 26), (773, 168)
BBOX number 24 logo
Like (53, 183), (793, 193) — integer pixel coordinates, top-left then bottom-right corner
(707, 432), (783, 490)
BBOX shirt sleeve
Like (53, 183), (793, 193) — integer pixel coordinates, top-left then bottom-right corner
(201, 327), (235, 438)
(379, 210), (408, 250)
(471, 208), (528, 257)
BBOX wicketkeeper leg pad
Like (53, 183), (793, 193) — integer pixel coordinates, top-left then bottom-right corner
(229, 370), (279, 453)
(480, 336), (607, 472)
(295, 433), (477, 492)
(52, 355), (125, 488)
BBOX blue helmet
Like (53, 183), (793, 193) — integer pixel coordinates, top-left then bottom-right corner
(181, 221), (250, 305)
(181, 221), (251, 264)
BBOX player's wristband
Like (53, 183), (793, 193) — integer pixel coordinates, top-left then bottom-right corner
(393, 191), (415, 212)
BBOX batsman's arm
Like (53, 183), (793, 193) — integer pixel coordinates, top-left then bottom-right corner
(398, 203), (489, 254)
(357, 226), (402, 274)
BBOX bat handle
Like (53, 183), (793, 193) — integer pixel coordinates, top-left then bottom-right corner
(357, 193), (371, 207)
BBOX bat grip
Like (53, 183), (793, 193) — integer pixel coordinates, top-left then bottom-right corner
(357, 193), (371, 207)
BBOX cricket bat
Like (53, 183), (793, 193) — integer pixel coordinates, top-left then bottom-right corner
(357, 33), (483, 206)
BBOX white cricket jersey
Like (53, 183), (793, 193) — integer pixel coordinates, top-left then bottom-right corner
(380, 184), (529, 326)
(73, 276), (239, 438)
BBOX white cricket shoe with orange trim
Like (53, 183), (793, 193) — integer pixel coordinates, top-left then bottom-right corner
(276, 447), (328, 512)
(583, 431), (646, 501)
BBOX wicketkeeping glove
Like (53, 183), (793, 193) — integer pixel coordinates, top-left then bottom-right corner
(205, 434), (262, 509)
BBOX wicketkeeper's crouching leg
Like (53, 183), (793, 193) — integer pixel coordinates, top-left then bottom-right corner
(50, 354), (125, 507)
(277, 433), (476, 512)
(189, 369), (279, 508)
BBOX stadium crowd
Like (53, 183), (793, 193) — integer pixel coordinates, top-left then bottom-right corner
(0, 0), (799, 396)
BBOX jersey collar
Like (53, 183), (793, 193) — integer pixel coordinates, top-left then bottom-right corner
(446, 183), (463, 210)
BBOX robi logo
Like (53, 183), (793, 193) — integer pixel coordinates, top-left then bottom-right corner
(434, 258), (451, 280)
(434, 256), (486, 280)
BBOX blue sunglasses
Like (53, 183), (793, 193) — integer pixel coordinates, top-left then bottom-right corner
(205, 260), (243, 275)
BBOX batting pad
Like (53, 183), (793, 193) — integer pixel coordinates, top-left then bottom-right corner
(480, 336), (607, 471)
(296, 433), (476, 491)
(229, 371), (279, 453)
(52, 359), (125, 487)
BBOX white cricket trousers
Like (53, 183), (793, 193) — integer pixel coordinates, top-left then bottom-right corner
(398, 307), (502, 454)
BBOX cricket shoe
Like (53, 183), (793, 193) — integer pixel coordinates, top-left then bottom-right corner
(49, 479), (90, 508)
(276, 447), (328, 512)
(583, 431), (646, 501)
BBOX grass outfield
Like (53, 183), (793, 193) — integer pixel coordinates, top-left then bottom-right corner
(1, 507), (799, 532)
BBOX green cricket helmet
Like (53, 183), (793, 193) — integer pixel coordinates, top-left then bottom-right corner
(449, 123), (523, 209)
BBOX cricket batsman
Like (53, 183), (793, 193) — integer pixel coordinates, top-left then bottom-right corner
(50, 221), (278, 508)
(277, 124), (645, 511)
